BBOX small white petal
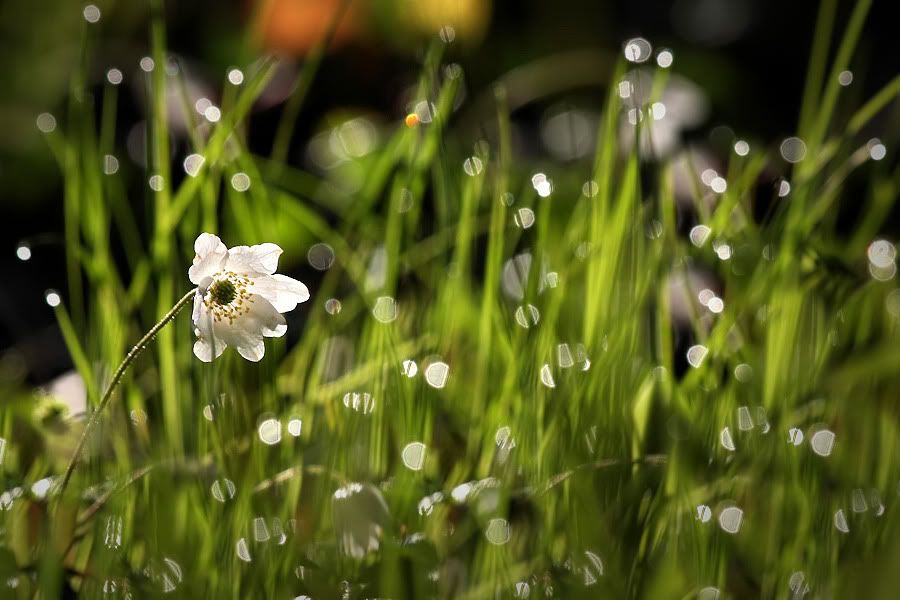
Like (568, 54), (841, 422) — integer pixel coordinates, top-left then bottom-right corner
(235, 338), (265, 362)
(248, 294), (288, 338)
(192, 298), (227, 361)
(225, 243), (283, 275)
(251, 274), (310, 313)
(189, 233), (228, 285)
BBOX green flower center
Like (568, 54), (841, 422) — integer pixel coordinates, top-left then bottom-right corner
(209, 279), (237, 305)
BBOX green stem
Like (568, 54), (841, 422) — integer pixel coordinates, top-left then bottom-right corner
(57, 288), (196, 498)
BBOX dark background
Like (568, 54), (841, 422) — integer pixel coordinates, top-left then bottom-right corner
(1, 0), (896, 384)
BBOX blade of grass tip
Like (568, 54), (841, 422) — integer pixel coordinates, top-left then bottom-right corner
(269, 0), (354, 171)
(797, 0), (837, 138)
(804, 0), (872, 160)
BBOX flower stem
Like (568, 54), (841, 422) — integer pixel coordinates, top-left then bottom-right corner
(57, 288), (197, 498)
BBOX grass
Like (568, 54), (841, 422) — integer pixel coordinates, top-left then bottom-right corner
(1, 1), (899, 597)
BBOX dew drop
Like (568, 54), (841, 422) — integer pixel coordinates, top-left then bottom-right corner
(183, 153), (205, 177)
(231, 172), (251, 192)
(810, 429), (835, 456)
(686, 344), (708, 368)
(36, 113), (57, 133)
(257, 417), (282, 445)
(718, 506), (743, 534)
(227, 68), (244, 85)
(514, 304), (541, 328)
(307, 243), (335, 270)
(424, 361), (449, 389)
(485, 518), (510, 545)
(780, 137), (807, 163)
(401, 442), (426, 471)
(696, 504), (712, 522)
(106, 68), (123, 85)
(324, 298), (342, 315)
(372, 296), (398, 323)
(463, 156), (483, 176)
(514, 207), (535, 229)
(833, 508), (849, 533)
(689, 225), (711, 247)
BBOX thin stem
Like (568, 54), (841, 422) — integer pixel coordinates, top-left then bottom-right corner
(57, 288), (197, 498)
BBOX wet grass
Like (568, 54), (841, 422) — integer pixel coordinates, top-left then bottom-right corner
(1, 1), (899, 598)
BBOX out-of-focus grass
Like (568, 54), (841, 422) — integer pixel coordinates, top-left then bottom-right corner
(1, 1), (899, 598)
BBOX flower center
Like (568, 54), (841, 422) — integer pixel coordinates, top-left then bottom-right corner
(203, 271), (254, 324)
(209, 279), (237, 305)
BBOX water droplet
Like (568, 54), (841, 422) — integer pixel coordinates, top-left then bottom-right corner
(227, 68), (244, 85)
(463, 156), (483, 176)
(718, 506), (743, 533)
(103, 515), (122, 549)
(514, 581), (531, 598)
(833, 508), (849, 533)
(698, 587), (720, 600)
(372, 296), (398, 323)
(698, 288), (716, 306)
(696, 504), (712, 522)
(183, 153), (205, 177)
(867, 239), (896, 268)
(720, 427), (736, 451)
(342, 392), (375, 414)
(788, 427), (804, 446)
(0, 439), (5, 465)
(148, 174), (165, 192)
(106, 68), (123, 85)
(689, 225), (711, 247)
(103, 154), (119, 174)
(36, 112), (56, 133)
(540, 363), (556, 388)
(514, 304), (541, 328)
(439, 24), (456, 43)
(514, 207), (535, 229)
(307, 243), (335, 270)
(211, 478), (236, 503)
(287, 418), (302, 437)
(778, 179), (791, 197)
(83, 5), (101, 23)
(401, 359), (418, 377)
(737, 406), (753, 431)
(139, 56), (155, 72)
(557, 343), (574, 369)
(45, 290), (61, 307)
(851, 488), (868, 513)
(204, 105), (222, 123)
(810, 429), (835, 456)
(734, 140), (750, 156)
(195, 97), (212, 114)
(424, 361), (449, 389)
(236, 537), (252, 561)
(886, 289), (900, 318)
(485, 518), (510, 545)
(582, 180), (599, 198)
(258, 417), (282, 445)
(314, 300), (340, 319)
(780, 137), (807, 163)
(868, 139), (887, 161)
(710, 176), (727, 193)
(623, 37), (652, 63)
(401, 442), (426, 471)
(708, 296), (725, 313)
(253, 517), (270, 542)
(734, 363), (752, 382)
(15, 245), (31, 261)
(838, 70), (853, 86)
(531, 172), (553, 197)
(686, 344), (708, 368)
(31, 477), (54, 499)
(418, 495), (434, 516)
(656, 48), (674, 68)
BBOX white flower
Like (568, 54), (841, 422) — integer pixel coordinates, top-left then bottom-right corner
(188, 232), (309, 362)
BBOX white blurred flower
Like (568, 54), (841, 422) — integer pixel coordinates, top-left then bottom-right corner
(189, 233), (309, 362)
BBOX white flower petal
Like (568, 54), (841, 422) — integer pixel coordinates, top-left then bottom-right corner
(189, 233), (228, 285)
(235, 338), (265, 362)
(192, 298), (227, 361)
(209, 297), (284, 361)
(251, 274), (310, 313)
(248, 294), (288, 338)
(225, 243), (283, 275)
